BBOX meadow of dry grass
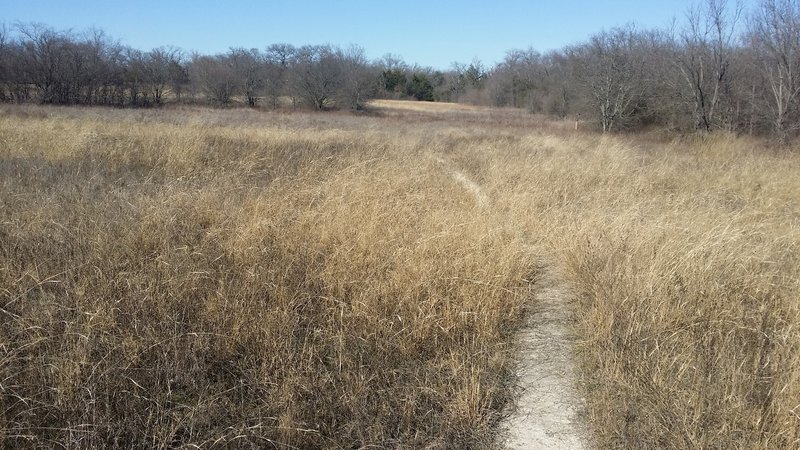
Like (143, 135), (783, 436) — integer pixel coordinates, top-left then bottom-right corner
(1, 103), (799, 448)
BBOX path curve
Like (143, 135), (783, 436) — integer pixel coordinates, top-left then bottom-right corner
(433, 156), (489, 207)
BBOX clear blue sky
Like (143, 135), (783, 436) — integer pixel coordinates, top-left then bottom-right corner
(3, 0), (759, 69)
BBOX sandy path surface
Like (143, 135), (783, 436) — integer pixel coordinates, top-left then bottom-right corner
(502, 264), (590, 449)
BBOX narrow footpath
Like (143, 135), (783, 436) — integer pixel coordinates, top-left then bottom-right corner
(502, 264), (590, 449)
(434, 154), (590, 449)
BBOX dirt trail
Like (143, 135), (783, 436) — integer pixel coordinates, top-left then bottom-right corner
(435, 154), (589, 448)
(433, 156), (489, 207)
(502, 263), (590, 449)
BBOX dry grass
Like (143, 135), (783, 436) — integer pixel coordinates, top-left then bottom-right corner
(365, 99), (576, 133)
(1, 102), (799, 448)
(0, 104), (534, 448)
(486, 133), (800, 448)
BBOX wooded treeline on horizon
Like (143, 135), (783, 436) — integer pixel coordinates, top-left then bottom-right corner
(2, 0), (800, 139)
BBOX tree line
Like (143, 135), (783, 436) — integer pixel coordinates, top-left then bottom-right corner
(0, 23), (384, 110)
(0, 21), (487, 111)
(2, 0), (800, 138)
(478, 0), (800, 139)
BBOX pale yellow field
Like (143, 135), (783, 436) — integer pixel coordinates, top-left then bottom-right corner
(369, 99), (490, 112)
(1, 103), (798, 448)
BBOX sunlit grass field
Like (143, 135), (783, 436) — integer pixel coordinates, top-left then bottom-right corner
(1, 103), (799, 448)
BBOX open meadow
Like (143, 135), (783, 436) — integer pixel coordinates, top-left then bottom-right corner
(1, 102), (799, 448)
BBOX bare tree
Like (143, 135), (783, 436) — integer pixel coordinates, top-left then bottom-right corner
(488, 49), (580, 114)
(78, 28), (122, 105)
(673, 0), (743, 131)
(123, 48), (150, 105)
(290, 45), (344, 110)
(189, 53), (239, 106)
(749, 0), (800, 140)
(144, 46), (184, 105)
(265, 43), (296, 106)
(488, 49), (541, 108)
(229, 47), (265, 107)
(167, 49), (189, 102)
(0, 23), (10, 102)
(144, 47), (169, 105)
(337, 45), (376, 110)
(15, 23), (73, 104)
(573, 26), (649, 132)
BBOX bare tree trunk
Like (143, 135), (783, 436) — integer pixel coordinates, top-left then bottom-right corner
(752, 0), (800, 141)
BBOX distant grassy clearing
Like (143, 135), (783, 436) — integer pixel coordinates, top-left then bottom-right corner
(368, 99), (491, 113)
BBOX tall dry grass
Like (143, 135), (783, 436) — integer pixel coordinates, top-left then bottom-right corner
(1, 103), (799, 448)
(481, 133), (800, 448)
(0, 105), (534, 448)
